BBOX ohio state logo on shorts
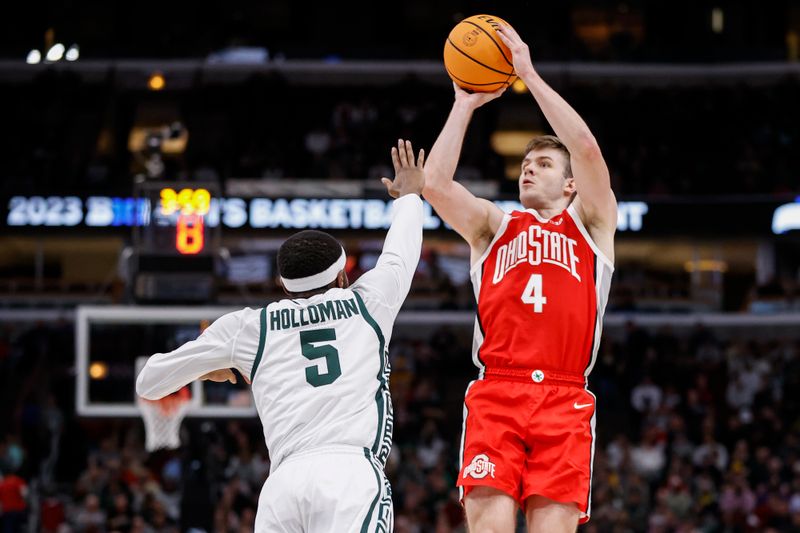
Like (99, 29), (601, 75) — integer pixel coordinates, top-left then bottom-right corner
(463, 453), (496, 479)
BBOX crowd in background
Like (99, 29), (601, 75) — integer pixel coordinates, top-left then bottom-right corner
(2, 316), (800, 532)
(2, 75), (799, 198)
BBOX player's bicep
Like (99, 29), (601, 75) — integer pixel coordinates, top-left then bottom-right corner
(424, 182), (499, 247)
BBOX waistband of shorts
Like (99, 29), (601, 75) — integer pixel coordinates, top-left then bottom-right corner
(281, 444), (372, 464)
(483, 367), (587, 387)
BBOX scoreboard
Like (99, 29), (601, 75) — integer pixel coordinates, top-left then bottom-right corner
(158, 186), (211, 254)
(130, 181), (221, 303)
(133, 181), (220, 256)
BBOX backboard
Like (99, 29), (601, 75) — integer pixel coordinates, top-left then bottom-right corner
(75, 305), (257, 417)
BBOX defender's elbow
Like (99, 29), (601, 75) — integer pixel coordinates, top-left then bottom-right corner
(135, 368), (156, 400)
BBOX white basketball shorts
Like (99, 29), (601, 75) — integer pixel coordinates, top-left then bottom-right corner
(255, 445), (393, 532)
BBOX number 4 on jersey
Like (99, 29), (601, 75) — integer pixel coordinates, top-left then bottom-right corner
(521, 274), (547, 313)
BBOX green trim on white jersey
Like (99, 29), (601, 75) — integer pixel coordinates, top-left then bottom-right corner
(353, 290), (391, 463)
(250, 307), (267, 382)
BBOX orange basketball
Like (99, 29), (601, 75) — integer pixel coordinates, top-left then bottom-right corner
(443, 14), (516, 92)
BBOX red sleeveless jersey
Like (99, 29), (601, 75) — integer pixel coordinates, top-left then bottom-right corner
(469, 205), (614, 378)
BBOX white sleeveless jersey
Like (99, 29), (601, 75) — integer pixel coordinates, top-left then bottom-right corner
(136, 194), (423, 472)
(249, 286), (394, 470)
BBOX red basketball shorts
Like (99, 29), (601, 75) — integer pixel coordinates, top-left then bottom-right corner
(457, 368), (596, 524)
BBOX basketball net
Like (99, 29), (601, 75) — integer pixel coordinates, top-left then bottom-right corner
(137, 387), (191, 452)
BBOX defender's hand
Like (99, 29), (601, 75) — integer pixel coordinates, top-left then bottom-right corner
(381, 139), (425, 198)
(200, 368), (251, 385)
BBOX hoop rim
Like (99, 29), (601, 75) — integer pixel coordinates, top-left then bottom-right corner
(138, 387), (191, 416)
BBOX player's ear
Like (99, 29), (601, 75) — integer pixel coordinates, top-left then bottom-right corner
(337, 270), (349, 289)
(564, 176), (577, 195)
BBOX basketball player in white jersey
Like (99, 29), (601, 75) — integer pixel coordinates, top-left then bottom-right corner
(423, 23), (617, 533)
(137, 139), (426, 532)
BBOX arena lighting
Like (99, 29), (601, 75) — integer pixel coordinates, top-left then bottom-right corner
(26, 49), (41, 64)
(148, 72), (166, 91)
(45, 43), (65, 62)
(490, 130), (544, 156)
(89, 361), (109, 380)
(684, 259), (728, 273)
(711, 7), (724, 34)
(29, 43), (78, 63)
(511, 78), (527, 93)
(772, 197), (800, 234)
(65, 45), (79, 61)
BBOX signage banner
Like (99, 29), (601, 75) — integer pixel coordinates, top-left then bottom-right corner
(2, 194), (795, 236)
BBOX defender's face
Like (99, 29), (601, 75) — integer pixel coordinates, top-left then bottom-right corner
(518, 148), (574, 208)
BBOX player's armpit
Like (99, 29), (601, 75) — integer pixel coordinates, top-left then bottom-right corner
(573, 189), (617, 233)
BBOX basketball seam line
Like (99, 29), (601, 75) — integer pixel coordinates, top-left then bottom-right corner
(446, 37), (514, 77)
(445, 66), (509, 87)
(462, 20), (515, 69)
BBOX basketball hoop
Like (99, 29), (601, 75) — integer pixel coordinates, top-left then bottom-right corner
(137, 387), (191, 452)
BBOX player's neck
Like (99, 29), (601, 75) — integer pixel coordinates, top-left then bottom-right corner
(532, 206), (564, 220)
(522, 199), (570, 220)
(284, 281), (339, 300)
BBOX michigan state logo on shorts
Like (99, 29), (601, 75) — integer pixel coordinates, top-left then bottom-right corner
(463, 453), (496, 479)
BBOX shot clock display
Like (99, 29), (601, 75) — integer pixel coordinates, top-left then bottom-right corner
(130, 181), (220, 303)
(159, 187), (211, 254)
(133, 181), (220, 256)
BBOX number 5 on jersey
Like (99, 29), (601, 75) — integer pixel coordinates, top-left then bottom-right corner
(521, 274), (547, 313)
(300, 329), (342, 387)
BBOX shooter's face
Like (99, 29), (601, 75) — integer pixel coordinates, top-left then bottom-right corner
(518, 148), (575, 209)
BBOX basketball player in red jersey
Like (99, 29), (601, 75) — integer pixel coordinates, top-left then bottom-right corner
(423, 24), (616, 532)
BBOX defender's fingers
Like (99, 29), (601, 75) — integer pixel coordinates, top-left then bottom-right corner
(381, 178), (397, 197)
(390, 146), (400, 171)
(417, 148), (426, 168)
(397, 139), (409, 167)
(404, 140), (414, 165)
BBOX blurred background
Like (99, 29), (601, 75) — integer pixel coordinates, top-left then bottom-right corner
(2, 1), (800, 532)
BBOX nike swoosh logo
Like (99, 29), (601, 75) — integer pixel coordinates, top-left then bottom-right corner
(573, 402), (593, 410)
